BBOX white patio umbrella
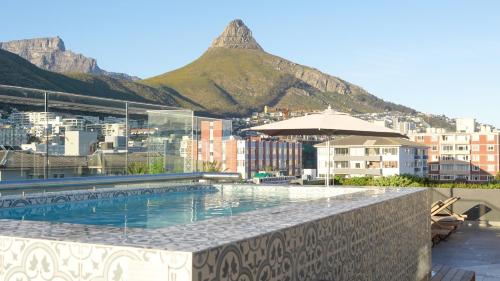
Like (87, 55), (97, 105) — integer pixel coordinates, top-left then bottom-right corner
(248, 106), (406, 186)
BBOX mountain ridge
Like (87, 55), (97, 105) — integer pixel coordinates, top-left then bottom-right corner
(0, 37), (140, 81)
(144, 19), (416, 116)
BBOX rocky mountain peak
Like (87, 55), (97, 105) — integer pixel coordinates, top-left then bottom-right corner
(210, 19), (263, 51)
(0, 37), (139, 81)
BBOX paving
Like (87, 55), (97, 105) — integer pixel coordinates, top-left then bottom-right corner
(432, 222), (500, 281)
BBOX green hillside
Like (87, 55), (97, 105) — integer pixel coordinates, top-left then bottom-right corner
(0, 48), (178, 106)
(144, 47), (417, 116)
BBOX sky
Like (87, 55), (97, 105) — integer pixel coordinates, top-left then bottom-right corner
(1, 0), (499, 127)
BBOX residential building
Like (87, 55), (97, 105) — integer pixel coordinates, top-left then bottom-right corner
(410, 125), (500, 182)
(63, 117), (86, 131)
(315, 136), (428, 179)
(456, 118), (476, 133)
(231, 137), (302, 179)
(0, 125), (27, 146)
(180, 120), (302, 178)
(102, 123), (126, 137)
(65, 131), (98, 156)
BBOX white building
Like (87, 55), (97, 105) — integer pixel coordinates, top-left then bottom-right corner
(63, 117), (86, 131)
(65, 131), (98, 156)
(21, 143), (65, 155)
(315, 136), (428, 179)
(102, 123), (126, 137)
(456, 118), (476, 133)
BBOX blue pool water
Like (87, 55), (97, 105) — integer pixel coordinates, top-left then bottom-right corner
(0, 186), (335, 229)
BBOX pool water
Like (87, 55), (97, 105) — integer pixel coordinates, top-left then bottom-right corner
(0, 186), (356, 229)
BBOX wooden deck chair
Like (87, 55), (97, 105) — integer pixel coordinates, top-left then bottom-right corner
(431, 197), (467, 223)
(430, 197), (466, 245)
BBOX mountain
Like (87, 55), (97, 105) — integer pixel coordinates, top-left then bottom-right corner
(0, 37), (140, 81)
(144, 19), (417, 117)
(0, 48), (178, 105)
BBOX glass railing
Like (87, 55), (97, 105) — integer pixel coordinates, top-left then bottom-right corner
(0, 84), (232, 182)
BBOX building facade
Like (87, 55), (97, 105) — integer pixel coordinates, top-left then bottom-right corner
(0, 126), (28, 146)
(315, 136), (428, 179)
(188, 120), (302, 179)
(410, 127), (500, 182)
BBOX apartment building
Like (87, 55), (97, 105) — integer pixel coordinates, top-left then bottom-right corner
(410, 124), (499, 182)
(315, 136), (428, 179)
(185, 120), (302, 179)
(0, 125), (28, 146)
(232, 137), (302, 179)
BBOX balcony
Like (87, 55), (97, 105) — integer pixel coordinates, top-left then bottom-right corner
(332, 155), (382, 161)
(334, 168), (382, 176)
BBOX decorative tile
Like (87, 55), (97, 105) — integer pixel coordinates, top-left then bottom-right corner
(0, 185), (430, 280)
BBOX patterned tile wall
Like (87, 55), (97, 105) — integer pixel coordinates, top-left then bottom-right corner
(0, 184), (214, 209)
(0, 236), (192, 281)
(192, 190), (430, 281)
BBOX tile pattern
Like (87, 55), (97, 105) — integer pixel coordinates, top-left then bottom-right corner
(0, 183), (215, 209)
(192, 189), (431, 281)
(0, 185), (430, 281)
(0, 236), (192, 281)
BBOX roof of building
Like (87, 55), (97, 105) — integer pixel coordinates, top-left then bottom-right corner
(0, 151), (87, 168)
(314, 136), (428, 148)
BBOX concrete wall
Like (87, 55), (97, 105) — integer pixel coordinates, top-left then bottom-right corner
(432, 188), (500, 223)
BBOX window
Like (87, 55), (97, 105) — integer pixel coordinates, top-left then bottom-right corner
(440, 164), (454, 171)
(472, 165), (480, 171)
(472, 155), (480, 162)
(432, 145), (438, 151)
(441, 155), (454, 161)
(432, 155), (439, 161)
(431, 135), (438, 142)
(431, 164), (439, 171)
(335, 161), (349, 169)
(472, 134), (480, 141)
(334, 148), (349, 155)
(430, 174), (440, 180)
(456, 145), (469, 151)
(365, 148), (380, 156)
(487, 145), (495, 151)
(383, 161), (398, 168)
(455, 164), (470, 172)
(487, 134), (495, 141)
(355, 162), (362, 169)
(441, 175), (455, 181)
(382, 147), (398, 155)
(456, 155), (469, 161)
(488, 155), (495, 162)
(472, 145), (480, 151)
(488, 165), (496, 172)
(441, 145), (454, 151)
(416, 136), (425, 141)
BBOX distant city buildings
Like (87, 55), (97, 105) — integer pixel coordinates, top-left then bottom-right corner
(0, 125), (27, 146)
(315, 136), (428, 179)
(410, 118), (499, 182)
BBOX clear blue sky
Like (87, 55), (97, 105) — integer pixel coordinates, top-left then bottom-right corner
(1, 1), (499, 127)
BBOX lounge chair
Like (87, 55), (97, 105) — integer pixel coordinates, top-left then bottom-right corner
(431, 197), (467, 246)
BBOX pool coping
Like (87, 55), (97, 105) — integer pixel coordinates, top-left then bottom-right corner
(0, 184), (426, 253)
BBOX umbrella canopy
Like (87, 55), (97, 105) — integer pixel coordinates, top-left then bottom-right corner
(249, 106), (406, 138)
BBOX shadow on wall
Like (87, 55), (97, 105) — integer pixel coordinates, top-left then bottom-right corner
(432, 188), (500, 223)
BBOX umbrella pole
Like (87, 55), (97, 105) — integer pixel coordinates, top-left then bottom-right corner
(326, 137), (330, 187)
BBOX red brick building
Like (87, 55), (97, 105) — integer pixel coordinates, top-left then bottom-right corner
(410, 129), (499, 182)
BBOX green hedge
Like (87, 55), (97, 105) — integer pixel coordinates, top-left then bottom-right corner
(333, 175), (500, 189)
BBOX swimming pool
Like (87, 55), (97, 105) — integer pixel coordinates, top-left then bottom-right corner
(0, 185), (361, 229)
(0, 184), (431, 281)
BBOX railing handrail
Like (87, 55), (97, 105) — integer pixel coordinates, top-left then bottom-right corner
(0, 172), (240, 191)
